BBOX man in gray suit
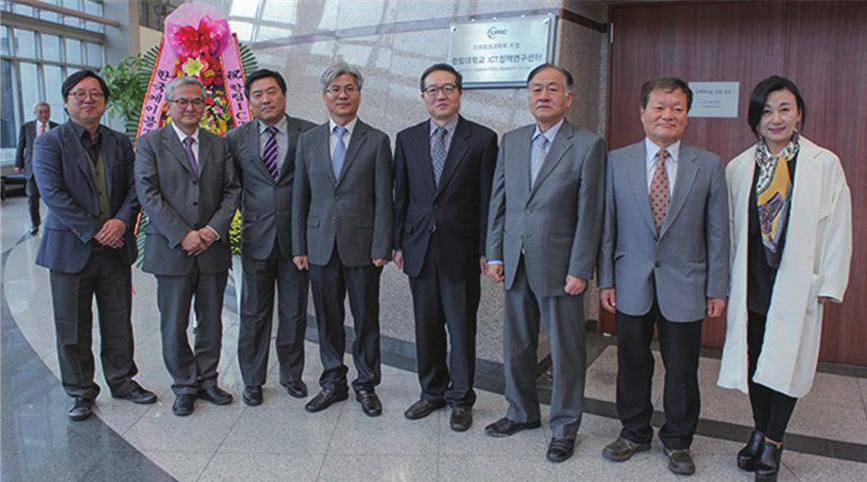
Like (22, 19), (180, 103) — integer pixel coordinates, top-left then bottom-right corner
(485, 64), (606, 463)
(292, 62), (393, 417)
(135, 77), (240, 417)
(16, 101), (58, 235)
(227, 69), (315, 406)
(597, 77), (728, 476)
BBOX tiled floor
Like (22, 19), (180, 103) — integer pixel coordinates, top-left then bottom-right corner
(2, 196), (866, 481)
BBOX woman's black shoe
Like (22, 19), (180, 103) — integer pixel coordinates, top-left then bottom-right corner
(755, 440), (783, 482)
(737, 430), (765, 471)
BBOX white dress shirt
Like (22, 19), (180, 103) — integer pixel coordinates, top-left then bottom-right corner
(645, 137), (679, 197)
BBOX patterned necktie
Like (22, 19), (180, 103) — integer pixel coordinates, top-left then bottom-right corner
(431, 126), (447, 186)
(530, 133), (549, 186)
(183, 136), (199, 176)
(39, 123), (47, 135)
(649, 149), (670, 234)
(263, 126), (279, 180)
(332, 125), (347, 179)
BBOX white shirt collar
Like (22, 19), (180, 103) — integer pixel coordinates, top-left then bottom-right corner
(259, 115), (288, 135)
(329, 117), (358, 135)
(171, 122), (200, 144)
(645, 138), (680, 164)
(533, 118), (565, 143)
(429, 115), (459, 137)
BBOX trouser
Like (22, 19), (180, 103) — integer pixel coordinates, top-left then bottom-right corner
(26, 175), (40, 228)
(747, 310), (798, 442)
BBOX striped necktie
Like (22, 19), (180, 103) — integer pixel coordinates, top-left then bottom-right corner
(263, 126), (279, 180)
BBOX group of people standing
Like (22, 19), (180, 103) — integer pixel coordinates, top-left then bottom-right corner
(28, 59), (850, 482)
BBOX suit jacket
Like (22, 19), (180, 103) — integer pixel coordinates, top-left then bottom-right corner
(394, 116), (497, 279)
(597, 140), (729, 322)
(33, 121), (139, 273)
(135, 124), (240, 276)
(16, 119), (59, 178)
(486, 121), (606, 298)
(292, 119), (393, 267)
(227, 114), (316, 260)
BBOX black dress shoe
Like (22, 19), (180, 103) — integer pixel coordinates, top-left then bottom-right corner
(737, 430), (765, 471)
(602, 437), (651, 462)
(547, 438), (576, 463)
(305, 389), (349, 413)
(242, 386), (263, 406)
(197, 386), (233, 405)
(284, 380), (308, 399)
(404, 399), (445, 420)
(484, 417), (542, 437)
(69, 397), (94, 421)
(450, 406), (472, 432)
(356, 389), (382, 417)
(755, 440), (783, 482)
(173, 394), (195, 416)
(664, 447), (696, 475)
(30, 225), (39, 236)
(113, 382), (157, 405)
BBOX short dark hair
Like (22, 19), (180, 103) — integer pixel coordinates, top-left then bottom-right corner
(62, 69), (110, 101)
(748, 75), (806, 137)
(640, 77), (692, 111)
(245, 69), (287, 96)
(420, 63), (463, 92)
(526, 63), (574, 92)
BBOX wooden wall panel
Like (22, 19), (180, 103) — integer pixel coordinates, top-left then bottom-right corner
(602, 1), (866, 365)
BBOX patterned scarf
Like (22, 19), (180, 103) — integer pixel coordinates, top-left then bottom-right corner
(754, 132), (800, 264)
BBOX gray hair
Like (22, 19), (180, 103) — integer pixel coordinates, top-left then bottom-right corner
(33, 101), (50, 111)
(319, 61), (364, 92)
(165, 76), (205, 101)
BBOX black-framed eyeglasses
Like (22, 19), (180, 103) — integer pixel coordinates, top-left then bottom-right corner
(68, 90), (105, 101)
(423, 84), (457, 95)
(168, 98), (206, 109)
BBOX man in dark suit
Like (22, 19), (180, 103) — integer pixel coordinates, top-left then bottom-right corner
(485, 64), (606, 463)
(135, 77), (240, 417)
(227, 69), (316, 406)
(292, 62), (393, 417)
(33, 70), (156, 421)
(16, 101), (58, 235)
(597, 78), (729, 476)
(393, 63), (497, 431)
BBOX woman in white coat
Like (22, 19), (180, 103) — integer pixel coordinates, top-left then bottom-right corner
(717, 76), (852, 482)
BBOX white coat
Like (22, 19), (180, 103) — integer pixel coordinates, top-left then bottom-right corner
(717, 136), (852, 398)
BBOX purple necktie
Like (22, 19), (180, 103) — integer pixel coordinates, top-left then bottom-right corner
(263, 126), (279, 180)
(183, 136), (199, 176)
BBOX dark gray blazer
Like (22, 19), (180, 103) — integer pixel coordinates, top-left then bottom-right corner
(486, 121), (606, 298)
(227, 115), (315, 260)
(134, 124), (240, 276)
(597, 141), (729, 322)
(16, 119), (58, 177)
(292, 119), (393, 267)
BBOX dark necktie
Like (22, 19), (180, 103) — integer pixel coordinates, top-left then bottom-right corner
(183, 136), (199, 176)
(263, 126), (279, 180)
(431, 126), (447, 186)
(649, 149), (670, 234)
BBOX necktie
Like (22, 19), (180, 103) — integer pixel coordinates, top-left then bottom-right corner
(431, 126), (447, 186)
(263, 126), (279, 180)
(183, 136), (199, 176)
(39, 123), (47, 135)
(649, 149), (670, 234)
(530, 133), (549, 186)
(332, 125), (347, 179)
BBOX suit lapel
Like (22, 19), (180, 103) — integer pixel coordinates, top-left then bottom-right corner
(102, 130), (116, 200)
(315, 123), (337, 186)
(435, 117), (470, 198)
(410, 122), (436, 194)
(659, 144), (699, 238)
(64, 125), (97, 194)
(528, 122), (573, 201)
(626, 142), (657, 236)
(277, 116), (296, 182)
(337, 120), (367, 186)
(514, 127), (532, 201)
(162, 126), (197, 177)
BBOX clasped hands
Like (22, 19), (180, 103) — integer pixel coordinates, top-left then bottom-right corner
(181, 228), (217, 256)
(93, 219), (126, 249)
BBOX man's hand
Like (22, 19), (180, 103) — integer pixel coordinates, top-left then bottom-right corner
(487, 263), (504, 283)
(198, 227), (218, 248)
(15, 167), (23, 173)
(293, 256), (309, 271)
(707, 298), (726, 318)
(564, 276), (587, 296)
(94, 219), (126, 249)
(393, 250), (404, 270)
(372, 258), (388, 268)
(181, 230), (206, 255)
(479, 256), (488, 275)
(600, 288), (617, 314)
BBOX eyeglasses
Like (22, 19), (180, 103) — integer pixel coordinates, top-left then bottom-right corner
(168, 98), (206, 109)
(324, 85), (359, 96)
(68, 90), (105, 101)
(423, 84), (458, 96)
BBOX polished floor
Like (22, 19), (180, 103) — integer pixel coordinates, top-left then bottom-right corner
(2, 195), (866, 481)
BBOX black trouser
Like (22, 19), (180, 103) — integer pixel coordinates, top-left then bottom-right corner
(309, 246), (382, 394)
(238, 243), (309, 387)
(26, 176), (40, 228)
(408, 248), (478, 407)
(49, 250), (137, 400)
(615, 302), (702, 450)
(747, 310), (798, 442)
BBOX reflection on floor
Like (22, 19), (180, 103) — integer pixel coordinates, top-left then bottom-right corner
(2, 196), (866, 481)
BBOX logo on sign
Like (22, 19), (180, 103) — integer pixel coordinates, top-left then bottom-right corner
(487, 27), (507, 39)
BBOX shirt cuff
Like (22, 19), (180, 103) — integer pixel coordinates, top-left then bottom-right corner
(487, 260), (503, 265)
(205, 225), (220, 240)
